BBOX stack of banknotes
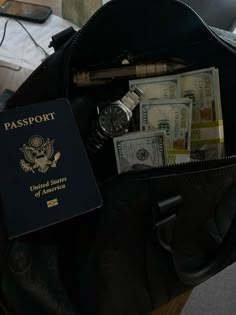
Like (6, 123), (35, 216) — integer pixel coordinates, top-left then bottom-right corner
(113, 67), (224, 174)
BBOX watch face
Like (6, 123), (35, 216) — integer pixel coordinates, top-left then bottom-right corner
(99, 104), (130, 136)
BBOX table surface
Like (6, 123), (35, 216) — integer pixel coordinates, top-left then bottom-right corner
(12, 0), (62, 16)
(0, 0), (68, 93)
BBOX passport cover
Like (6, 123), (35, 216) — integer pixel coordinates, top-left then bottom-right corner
(0, 98), (102, 239)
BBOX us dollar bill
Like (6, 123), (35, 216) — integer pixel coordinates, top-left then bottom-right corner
(179, 67), (222, 122)
(129, 75), (180, 101)
(191, 121), (225, 161)
(140, 98), (192, 164)
(129, 75), (180, 130)
(113, 131), (167, 174)
(179, 67), (224, 160)
(129, 67), (224, 161)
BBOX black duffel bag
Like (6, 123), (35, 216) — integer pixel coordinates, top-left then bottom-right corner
(2, 0), (236, 314)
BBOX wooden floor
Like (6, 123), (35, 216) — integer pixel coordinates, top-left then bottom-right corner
(152, 290), (192, 315)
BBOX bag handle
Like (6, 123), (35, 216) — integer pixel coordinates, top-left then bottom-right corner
(174, 185), (236, 285)
(154, 186), (236, 286)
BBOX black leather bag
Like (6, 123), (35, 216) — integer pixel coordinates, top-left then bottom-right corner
(2, 0), (236, 314)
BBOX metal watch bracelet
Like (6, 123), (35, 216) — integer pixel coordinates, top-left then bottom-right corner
(86, 127), (110, 155)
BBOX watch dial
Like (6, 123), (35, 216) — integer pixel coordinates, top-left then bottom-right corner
(99, 105), (129, 136)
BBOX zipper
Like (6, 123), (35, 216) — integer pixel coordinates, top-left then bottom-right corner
(63, 0), (236, 97)
(63, 0), (116, 96)
(62, 0), (236, 177)
(99, 154), (236, 187)
(177, 0), (236, 53)
(11, 0), (236, 101)
(115, 154), (236, 182)
(8, 1), (114, 102)
(62, 0), (204, 94)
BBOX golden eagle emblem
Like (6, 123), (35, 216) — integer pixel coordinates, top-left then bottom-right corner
(19, 135), (61, 174)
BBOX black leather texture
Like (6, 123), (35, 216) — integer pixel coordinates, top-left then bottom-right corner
(2, 0), (236, 314)
(183, 0), (236, 30)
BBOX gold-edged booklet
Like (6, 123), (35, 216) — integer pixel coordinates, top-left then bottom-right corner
(0, 98), (102, 238)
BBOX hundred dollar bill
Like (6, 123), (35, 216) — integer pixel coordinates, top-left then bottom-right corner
(113, 131), (167, 174)
(180, 67), (224, 160)
(140, 98), (192, 164)
(129, 75), (180, 130)
(191, 121), (225, 161)
(213, 68), (223, 122)
(180, 67), (221, 122)
(129, 75), (180, 101)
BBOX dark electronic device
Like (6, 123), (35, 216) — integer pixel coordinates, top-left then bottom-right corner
(0, 0), (52, 23)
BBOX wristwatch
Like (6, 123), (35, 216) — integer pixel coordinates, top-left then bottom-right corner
(86, 86), (143, 154)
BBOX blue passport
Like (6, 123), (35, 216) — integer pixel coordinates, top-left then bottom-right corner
(0, 98), (102, 238)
